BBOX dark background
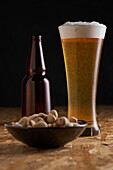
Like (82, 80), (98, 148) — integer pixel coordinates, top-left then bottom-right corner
(0, 0), (112, 107)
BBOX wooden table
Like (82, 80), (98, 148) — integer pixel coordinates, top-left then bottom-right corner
(0, 106), (113, 170)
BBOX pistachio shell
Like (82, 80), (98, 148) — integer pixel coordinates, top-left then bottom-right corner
(69, 117), (78, 123)
(18, 117), (28, 127)
(37, 113), (48, 120)
(46, 114), (56, 123)
(50, 110), (58, 118)
(34, 121), (48, 128)
(56, 117), (70, 126)
(28, 114), (39, 120)
(72, 122), (79, 126)
(34, 117), (44, 123)
(27, 120), (36, 127)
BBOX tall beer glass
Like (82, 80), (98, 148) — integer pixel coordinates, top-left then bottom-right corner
(58, 22), (106, 136)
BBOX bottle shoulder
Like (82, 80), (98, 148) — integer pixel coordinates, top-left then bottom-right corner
(22, 74), (50, 83)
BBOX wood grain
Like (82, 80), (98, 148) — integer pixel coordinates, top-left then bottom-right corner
(0, 106), (113, 170)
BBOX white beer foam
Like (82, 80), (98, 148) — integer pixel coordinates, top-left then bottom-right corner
(58, 21), (107, 39)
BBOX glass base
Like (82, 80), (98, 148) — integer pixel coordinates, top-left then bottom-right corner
(81, 124), (100, 136)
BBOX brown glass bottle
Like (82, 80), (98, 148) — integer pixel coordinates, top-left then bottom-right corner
(22, 35), (53, 117)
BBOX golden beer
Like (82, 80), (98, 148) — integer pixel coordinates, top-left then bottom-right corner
(62, 38), (103, 123)
(59, 22), (106, 136)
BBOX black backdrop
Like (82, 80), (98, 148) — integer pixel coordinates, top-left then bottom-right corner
(0, 1), (112, 106)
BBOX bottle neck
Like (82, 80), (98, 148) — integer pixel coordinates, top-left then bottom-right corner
(27, 35), (46, 75)
(27, 70), (46, 76)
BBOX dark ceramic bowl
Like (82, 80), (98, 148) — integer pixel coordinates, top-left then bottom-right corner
(5, 120), (88, 149)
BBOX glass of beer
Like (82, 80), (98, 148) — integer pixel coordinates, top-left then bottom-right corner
(58, 21), (107, 136)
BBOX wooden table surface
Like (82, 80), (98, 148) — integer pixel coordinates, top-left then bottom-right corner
(0, 106), (113, 170)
